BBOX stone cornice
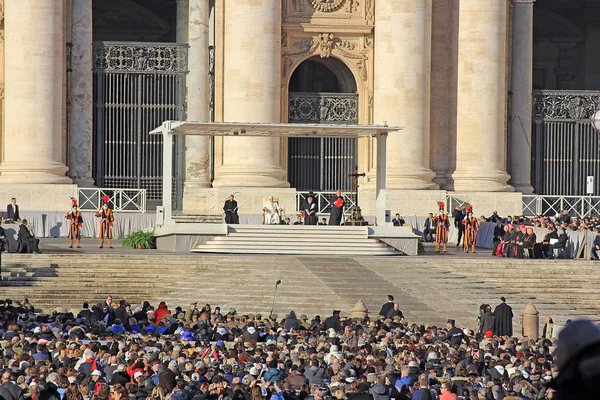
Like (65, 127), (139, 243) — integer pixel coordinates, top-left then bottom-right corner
(283, 23), (373, 34)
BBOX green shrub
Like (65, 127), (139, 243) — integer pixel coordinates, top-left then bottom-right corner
(122, 230), (156, 250)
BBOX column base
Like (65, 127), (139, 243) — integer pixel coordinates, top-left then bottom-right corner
(432, 170), (448, 188)
(179, 187), (297, 216)
(0, 161), (71, 184)
(512, 184), (534, 194)
(212, 166), (290, 188)
(72, 178), (96, 187)
(386, 167), (440, 190)
(450, 170), (514, 192)
(0, 184), (77, 212)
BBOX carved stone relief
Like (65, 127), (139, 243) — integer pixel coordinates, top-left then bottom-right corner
(284, 0), (373, 23)
(310, 0), (346, 13)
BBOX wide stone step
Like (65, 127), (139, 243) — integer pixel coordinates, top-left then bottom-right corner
(193, 247), (397, 256)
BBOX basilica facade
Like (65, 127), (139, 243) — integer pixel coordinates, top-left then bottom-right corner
(0, 0), (598, 217)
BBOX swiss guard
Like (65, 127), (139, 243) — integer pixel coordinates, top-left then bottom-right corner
(66, 199), (83, 248)
(463, 205), (479, 253)
(96, 195), (115, 248)
(434, 202), (450, 253)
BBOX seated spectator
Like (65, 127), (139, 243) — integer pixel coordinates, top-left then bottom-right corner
(392, 213), (405, 227)
(18, 219), (41, 254)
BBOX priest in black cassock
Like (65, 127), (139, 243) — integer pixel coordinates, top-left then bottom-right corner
(329, 190), (344, 226)
(223, 194), (239, 224)
(493, 296), (513, 336)
(304, 196), (317, 225)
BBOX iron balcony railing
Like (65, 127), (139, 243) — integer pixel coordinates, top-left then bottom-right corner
(78, 188), (147, 213)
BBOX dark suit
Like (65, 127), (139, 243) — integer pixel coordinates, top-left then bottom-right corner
(0, 226), (9, 252)
(453, 209), (466, 245)
(423, 218), (436, 242)
(18, 224), (40, 253)
(591, 234), (600, 260)
(392, 217), (405, 226)
(6, 203), (19, 221)
(541, 231), (558, 258)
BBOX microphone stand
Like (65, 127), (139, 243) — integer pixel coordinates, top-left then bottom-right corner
(269, 280), (281, 320)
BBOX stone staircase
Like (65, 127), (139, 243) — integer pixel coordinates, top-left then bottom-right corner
(360, 257), (600, 332)
(0, 254), (598, 332)
(192, 225), (400, 256)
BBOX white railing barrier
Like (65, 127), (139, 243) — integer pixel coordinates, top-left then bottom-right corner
(78, 188), (147, 213)
(295, 191), (357, 216)
(521, 195), (600, 218)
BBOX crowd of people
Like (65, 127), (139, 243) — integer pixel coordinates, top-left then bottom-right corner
(0, 295), (598, 400)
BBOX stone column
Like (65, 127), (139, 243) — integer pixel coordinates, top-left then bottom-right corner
(69, 0), (94, 186)
(0, 0), (71, 184)
(182, 0), (212, 212)
(212, 0), (288, 188)
(509, 0), (535, 194)
(452, 0), (512, 192)
(176, 0), (189, 42)
(373, 0), (437, 190)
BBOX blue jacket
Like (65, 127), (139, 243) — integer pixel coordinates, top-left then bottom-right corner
(263, 368), (285, 382)
(394, 376), (412, 389)
(412, 389), (437, 400)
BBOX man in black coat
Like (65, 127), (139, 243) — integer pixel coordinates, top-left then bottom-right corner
(18, 220), (40, 253)
(592, 227), (600, 260)
(223, 194), (239, 224)
(329, 190), (344, 226)
(550, 227), (569, 258)
(541, 226), (558, 259)
(0, 370), (24, 400)
(478, 306), (495, 335)
(323, 310), (342, 332)
(114, 300), (130, 329)
(6, 198), (20, 222)
(0, 222), (9, 252)
(440, 319), (464, 346)
(77, 302), (92, 320)
(423, 213), (436, 242)
(491, 220), (504, 255)
(493, 297), (513, 336)
(379, 295), (395, 317)
(453, 206), (466, 247)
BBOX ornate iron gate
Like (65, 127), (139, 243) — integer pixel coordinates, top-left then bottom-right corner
(288, 92), (358, 191)
(93, 42), (188, 207)
(533, 91), (600, 195)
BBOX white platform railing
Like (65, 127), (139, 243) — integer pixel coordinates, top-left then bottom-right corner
(295, 191), (357, 216)
(521, 195), (600, 218)
(78, 188), (147, 213)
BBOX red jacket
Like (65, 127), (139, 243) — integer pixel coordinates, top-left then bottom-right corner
(154, 305), (170, 322)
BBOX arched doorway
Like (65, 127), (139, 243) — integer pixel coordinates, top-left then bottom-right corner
(288, 57), (358, 191)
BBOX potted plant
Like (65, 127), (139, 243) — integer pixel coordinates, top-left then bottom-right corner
(122, 229), (156, 250)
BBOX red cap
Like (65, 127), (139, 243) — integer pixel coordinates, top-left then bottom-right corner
(72, 199), (78, 208)
(103, 195), (110, 204)
(485, 330), (493, 338)
(438, 202), (445, 209)
(466, 205), (473, 213)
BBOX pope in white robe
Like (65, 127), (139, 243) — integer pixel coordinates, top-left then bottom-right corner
(263, 196), (282, 225)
